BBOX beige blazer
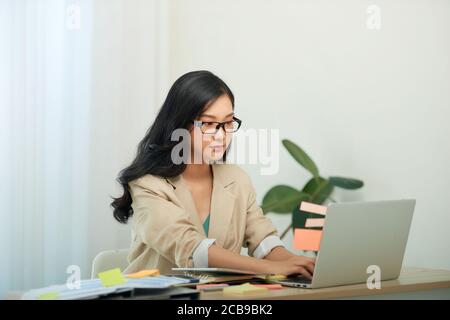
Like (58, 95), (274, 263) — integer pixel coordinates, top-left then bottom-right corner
(123, 163), (279, 274)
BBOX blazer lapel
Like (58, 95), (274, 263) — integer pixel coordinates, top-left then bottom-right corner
(166, 164), (236, 245)
(166, 174), (205, 235)
(209, 164), (236, 246)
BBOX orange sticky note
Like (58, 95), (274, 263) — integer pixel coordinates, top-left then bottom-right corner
(196, 283), (229, 290)
(305, 218), (325, 228)
(294, 228), (322, 251)
(125, 269), (160, 278)
(300, 201), (327, 215)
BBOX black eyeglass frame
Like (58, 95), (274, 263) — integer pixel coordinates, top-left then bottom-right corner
(192, 116), (242, 134)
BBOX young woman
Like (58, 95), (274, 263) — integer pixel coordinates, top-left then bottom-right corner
(112, 70), (315, 278)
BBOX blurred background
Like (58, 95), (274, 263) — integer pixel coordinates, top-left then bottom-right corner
(1, 0), (449, 296)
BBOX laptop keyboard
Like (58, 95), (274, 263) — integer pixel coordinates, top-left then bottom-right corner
(284, 276), (312, 284)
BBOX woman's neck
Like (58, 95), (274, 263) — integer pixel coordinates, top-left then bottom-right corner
(182, 164), (212, 181)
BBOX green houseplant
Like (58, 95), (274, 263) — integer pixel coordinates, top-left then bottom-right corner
(261, 139), (364, 240)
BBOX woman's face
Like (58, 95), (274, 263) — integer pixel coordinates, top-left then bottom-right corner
(189, 94), (234, 164)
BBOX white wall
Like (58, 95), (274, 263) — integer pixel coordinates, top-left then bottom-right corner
(167, 0), (450, 269)
(87, 0), (168, 273)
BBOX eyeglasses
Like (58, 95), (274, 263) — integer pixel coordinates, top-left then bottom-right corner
(192, 116), (242, 134)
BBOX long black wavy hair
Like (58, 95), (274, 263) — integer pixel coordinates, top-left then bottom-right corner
(111, 70), (235, 223)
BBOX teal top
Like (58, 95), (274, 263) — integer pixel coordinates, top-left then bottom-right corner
(202, 214), (210, 236)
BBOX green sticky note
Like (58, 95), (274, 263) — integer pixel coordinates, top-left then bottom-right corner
(37, 292), (59, 300)
(98, 268), (126, 287)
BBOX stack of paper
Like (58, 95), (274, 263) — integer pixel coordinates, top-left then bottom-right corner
(21, 269), (192, 300)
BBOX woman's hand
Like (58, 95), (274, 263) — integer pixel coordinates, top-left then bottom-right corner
(265, 255), (316, 279)
(208, 244), (315, 278)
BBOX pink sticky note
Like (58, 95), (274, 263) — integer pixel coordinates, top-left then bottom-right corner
(305, 218), (325, 228)
(196, 283), (229, 290)
(294, 229), (322, 251)
(300, 201), (327, 215)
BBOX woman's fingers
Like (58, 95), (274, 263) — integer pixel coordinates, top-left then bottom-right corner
(295, 266), (313, 279)
(300, 261), (315, 274)
(298, 256), (315, 264)
(291, 257), (315, 274)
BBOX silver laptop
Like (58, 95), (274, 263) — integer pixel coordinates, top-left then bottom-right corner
(276, 199), (415, 289)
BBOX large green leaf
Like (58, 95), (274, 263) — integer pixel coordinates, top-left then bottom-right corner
(329, 176), (364, 189)
(282, 139), (319, 178)
(302, 177), (334, 204)
(261, 185), (310, 214)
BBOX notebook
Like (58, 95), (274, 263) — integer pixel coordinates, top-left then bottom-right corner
(171, 267), (273, 285)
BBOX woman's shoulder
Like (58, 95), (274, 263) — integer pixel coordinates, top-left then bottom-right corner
(130, 173), (166, 186)
(129, 164), (253, 192)
(129, 174), (176, 197)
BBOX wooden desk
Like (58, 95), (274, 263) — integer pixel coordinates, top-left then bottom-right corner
(6, 267), (450, 300)
(200, 267), (450, 300)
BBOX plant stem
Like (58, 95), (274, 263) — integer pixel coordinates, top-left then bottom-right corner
(310, 180), (328, 200)
(280, 223), (293, 240)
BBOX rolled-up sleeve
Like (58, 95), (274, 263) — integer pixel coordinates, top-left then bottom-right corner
(252, 235), (285, 259)
(243, 178), (280, 257)
(192, 238), (217, 267)
(130, 178), (207, 268)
